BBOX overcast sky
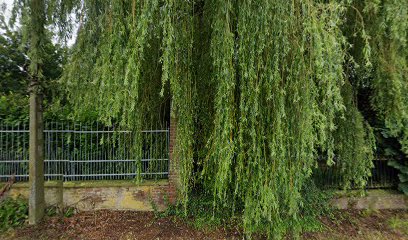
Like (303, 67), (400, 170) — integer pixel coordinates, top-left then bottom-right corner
(0, 0), (13, 20)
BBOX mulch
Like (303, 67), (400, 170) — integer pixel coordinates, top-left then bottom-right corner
(4, 210), (240, 240)
(303, 209), (408, 240)
(2, 209), (407, 240)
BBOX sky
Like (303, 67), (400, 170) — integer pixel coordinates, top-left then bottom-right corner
(0, 0), (13, 21)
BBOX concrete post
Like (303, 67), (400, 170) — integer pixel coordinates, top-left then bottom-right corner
(29, 88), (45, 224)
(56, 179), (64, 217)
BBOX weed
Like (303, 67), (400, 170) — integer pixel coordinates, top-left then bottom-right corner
(46, 206), (59, 217)
(149, 193), (176, 218)
(63, 207), (75, 218)
(361, 209), (377, 218)
(388, 216), (408, 235)
(0, 196), (28, 232)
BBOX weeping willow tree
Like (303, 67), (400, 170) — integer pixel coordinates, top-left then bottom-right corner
(344, 1), (408, 194)
(16, 0), (406, 237)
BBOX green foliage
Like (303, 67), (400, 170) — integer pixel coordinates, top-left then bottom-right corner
(204, 1), (350, 238)
(0, 14), (27, 95)
(150, 191), (238, 233)
(150, 193), (177, 219)
(0, 197), (28, 232)
(45, 205), (58, 217)
(0, 93), (29, 125)
(63, 207), (75, 218)
(334, 81), (375, 189)
(37, 0), (408, 238)
(185, 193), (235, 230)
(175, 182), (331, 236)
(345, 0), (408, 195)
(362, 1), (408, 153)
(298, 181), (333, 233)
(388, 215), (408, 236)
(161, 0), (195, 212)
(46, 205), (76, 218)
(388, 160), (408, 194)
(0, 7), (75, 125)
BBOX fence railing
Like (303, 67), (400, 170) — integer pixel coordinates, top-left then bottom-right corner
(0, 122), (169, 182)
(0, 122), (399, 188)
(314, 159), (399, 189)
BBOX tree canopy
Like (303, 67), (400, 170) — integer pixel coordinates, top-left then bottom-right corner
(0, 7), (69, 125)
(10, 0), (408, 238)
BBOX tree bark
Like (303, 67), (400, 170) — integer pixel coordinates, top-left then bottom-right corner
(28, 0), (46, 225)
(29, 83), (44, 225)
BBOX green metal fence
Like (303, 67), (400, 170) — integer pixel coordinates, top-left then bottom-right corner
(314, 159), (400, 189)
(0, 122), (169, 182)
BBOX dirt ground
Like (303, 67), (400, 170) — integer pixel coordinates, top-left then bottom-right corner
(2, 209), (407, 240)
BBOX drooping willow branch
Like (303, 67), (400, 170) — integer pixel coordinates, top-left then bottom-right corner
(49, 0), (408, 238)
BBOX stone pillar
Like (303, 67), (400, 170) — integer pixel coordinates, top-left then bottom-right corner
(29, 89), (45, 224)
(168, 116), (179, 204)
(56, 179), (64, 216)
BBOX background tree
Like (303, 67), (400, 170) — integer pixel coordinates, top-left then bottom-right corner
(7, 0), (80, 224)
(0, 4), (95, 125)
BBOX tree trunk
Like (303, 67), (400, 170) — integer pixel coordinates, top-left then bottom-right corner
(28, 82), (44, 225)
(28, 0), (46, 225)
